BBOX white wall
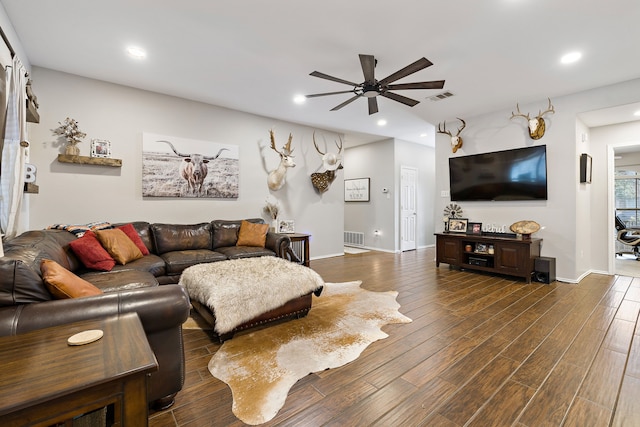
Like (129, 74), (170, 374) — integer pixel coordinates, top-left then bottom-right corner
(344, 138), (436, 252)
(26, 67), (345, 259)
(344, 139), (395, 251)
(0, 3), (30, 71)
(590, 120), (640, 274)
(395, 139), (436, 249)
(434, 78), (640, 282)
(575, 118), (592, 276)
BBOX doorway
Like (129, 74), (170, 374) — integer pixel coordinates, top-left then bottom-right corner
(612, 143), (640, 277)
(400, 166), (417, 251)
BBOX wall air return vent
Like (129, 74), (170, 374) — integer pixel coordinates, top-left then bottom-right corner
(428, 91), (455, 101)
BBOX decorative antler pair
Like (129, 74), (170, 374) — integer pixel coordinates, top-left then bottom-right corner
(311, 132), (343, 193)
(437, 118), (466, 153)
(267, 130), (296, 191)
(511, 98), (555, 140)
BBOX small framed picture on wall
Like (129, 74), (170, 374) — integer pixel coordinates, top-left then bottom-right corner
(91, 139), (111, 158)
(580, 153), (592, 183)
(344, 178), (370, 202)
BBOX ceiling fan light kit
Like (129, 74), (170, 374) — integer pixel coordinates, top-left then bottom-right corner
(306, 54), (445, 115)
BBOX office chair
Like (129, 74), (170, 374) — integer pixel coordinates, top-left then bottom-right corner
(616, 215), (640, 259)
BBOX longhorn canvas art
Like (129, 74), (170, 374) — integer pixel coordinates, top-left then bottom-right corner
(142, 133), (239, 198)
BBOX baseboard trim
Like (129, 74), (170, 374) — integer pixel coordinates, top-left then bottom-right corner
(311, 252), (346, 261)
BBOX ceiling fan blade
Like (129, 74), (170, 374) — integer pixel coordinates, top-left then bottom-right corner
(359, 54), (376, 84)
(310, 71), (359, 87)
(387, 80), (445, 91)
(330, 95), (361, 111)
(378, 57), (433, 85)
(368, 97), (379, 115)
(306, 90), (357, 98)
(380, 91), (420, 107)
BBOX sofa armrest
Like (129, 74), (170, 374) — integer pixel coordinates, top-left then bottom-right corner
(0, 285), (191, 406)
(0, 285), (190, 337)
(265, 232), (292, 259)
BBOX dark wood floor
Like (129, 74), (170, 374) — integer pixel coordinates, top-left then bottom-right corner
(149, 248), (640, 426)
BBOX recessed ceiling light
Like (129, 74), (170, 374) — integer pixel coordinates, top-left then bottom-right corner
(560, 51), (582, 64)
(293, 95), (306, 104)
(126, 46), (146, 59)
(420, 133), (428, 137)
(377, 119), (387, 126)
(634, 110), (640, 117)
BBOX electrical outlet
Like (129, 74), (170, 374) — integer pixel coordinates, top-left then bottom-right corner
(441, 190), (450, 197)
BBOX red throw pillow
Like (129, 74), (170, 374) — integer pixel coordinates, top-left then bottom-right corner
(69, 231), (116, 271)
(117, 223), (150, 255)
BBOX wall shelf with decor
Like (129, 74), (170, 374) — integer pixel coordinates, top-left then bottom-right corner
(23, 183), (39, 194)
(57, 154), (122, 167)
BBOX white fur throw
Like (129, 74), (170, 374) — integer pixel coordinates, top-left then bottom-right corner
(179, 257), (324, 334)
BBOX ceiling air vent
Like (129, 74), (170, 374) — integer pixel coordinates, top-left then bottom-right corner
(428, 91), (454, 101)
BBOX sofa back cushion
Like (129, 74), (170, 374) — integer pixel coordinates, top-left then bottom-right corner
(0, 230), (83, 306)
(151, 222), (212, 254)
(211, 220), (240, 249)
(212, 218), (265, 249)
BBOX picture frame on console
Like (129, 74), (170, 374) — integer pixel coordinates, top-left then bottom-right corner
(447, 218), (468, 233)
(278, 219), (295, 233)
(467, 222), (482, 235)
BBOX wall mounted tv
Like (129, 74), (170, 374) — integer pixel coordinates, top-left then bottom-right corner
(449, 145), (547, 201)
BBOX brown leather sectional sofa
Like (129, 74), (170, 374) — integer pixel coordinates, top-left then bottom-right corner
(0, 218), (294, 409)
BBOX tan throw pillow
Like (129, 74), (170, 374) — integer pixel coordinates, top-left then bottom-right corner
(40, 259), (103, 299)
(236, 220), (269, 247)
(95, 228), (144, 265)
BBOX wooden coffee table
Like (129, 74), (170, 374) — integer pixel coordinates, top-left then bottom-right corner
(0, 313), (158, 426)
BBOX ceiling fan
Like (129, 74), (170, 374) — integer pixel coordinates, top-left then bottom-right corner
(306, 54), (445, 115)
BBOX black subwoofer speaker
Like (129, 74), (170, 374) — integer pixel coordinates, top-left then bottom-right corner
(534, 256), (556, 284)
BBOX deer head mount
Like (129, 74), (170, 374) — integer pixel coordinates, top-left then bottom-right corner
(267, 130), (295, 191)
(510, 98), (555, 140)
(437, 118), (466, 153)
(311, 132), (343, 193)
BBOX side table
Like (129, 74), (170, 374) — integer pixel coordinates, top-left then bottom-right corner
(0, 313), (158, 426)
(287, 233), (311, 267)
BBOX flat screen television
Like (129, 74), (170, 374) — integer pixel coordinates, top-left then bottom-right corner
(449, 145), (547, 201)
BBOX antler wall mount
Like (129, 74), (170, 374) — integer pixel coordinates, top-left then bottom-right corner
(267, 130), (295, 191)
(310, 132), (343, 194)
(510, 98), (555, 140)
(437, 118), (466, 153)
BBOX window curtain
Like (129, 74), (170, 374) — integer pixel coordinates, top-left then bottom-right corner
(0, 56), (27, 241)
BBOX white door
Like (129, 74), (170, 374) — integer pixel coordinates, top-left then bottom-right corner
(401, 166), (417, 251)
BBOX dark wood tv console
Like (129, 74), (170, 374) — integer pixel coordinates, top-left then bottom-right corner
(435, 233), (542, 283)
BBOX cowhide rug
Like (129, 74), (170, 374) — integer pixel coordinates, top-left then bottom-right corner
(208, 280), (412, 425)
